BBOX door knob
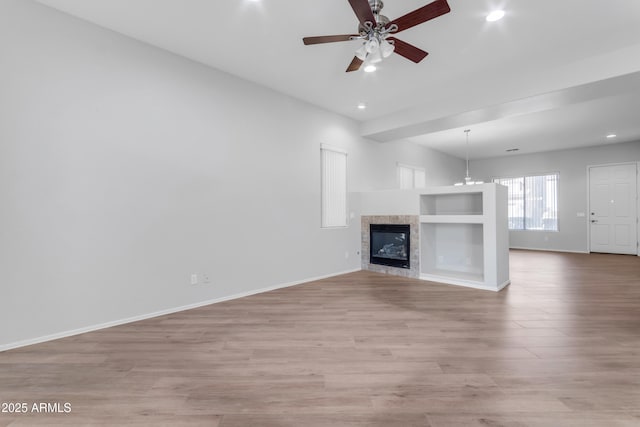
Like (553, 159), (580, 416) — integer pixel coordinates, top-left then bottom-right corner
(591, 220), (598, 223)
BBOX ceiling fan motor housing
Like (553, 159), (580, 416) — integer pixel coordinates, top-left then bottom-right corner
(359, 0), (390, 33)
(369, 0), (384, 15)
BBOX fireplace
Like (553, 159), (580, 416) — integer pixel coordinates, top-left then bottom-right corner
(369, 224), (410, 269)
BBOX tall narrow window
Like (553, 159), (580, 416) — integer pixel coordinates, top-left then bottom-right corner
(494, 173), (558, 231)
(321, 144), (347, 228)
(397, 163), (426, 189)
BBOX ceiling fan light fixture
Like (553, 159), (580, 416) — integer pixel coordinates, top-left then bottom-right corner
(365, 37), (379, 53)
(355, 44), (368, 60)
(363, 64), (377, 73)
(368, 48), (384, 64)
(486, 10), (505, 22)
(356, 35), (393, 64)
(380, 38), (395, 58)
(455, 129), (482, 186)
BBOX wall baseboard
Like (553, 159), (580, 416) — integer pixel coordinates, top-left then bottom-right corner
(509, 246), (589, 254)
(0, 268), (362, 352)
(419, 275), (510, 292)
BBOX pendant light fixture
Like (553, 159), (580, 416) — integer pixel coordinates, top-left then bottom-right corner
(454, 129), (484, 186)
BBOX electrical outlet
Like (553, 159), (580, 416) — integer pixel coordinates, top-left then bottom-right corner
(203, 274), (211, 284)
(190, 274), (198, 285)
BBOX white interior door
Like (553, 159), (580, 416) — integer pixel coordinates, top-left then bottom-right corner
(589, 163), (638, 255)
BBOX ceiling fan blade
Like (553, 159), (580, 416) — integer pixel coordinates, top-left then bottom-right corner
(346, 57), (364, 72)
(388, 38), (429, 63)
(348, 0), (376, 27)
(387, 0), (451, 33)
(303, 35), (358, 45)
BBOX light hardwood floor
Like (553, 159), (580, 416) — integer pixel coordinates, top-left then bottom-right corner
(1, 250), (640, 426)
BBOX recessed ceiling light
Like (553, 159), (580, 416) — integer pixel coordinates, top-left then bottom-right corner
(357, 103), (367, 110)
(606, 134), (617, 139)
(486, 10), (505, 22)
(363, 65), (377, 73)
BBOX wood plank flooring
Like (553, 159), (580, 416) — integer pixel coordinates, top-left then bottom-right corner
(1, 250), (640, 426)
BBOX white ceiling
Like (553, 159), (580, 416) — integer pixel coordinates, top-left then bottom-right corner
(36, 0), (640, 159)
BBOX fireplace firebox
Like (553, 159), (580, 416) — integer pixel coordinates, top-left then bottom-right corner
(369, 224), (410, 269)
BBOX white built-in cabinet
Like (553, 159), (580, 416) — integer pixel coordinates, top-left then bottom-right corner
(419, 183), (510, 291)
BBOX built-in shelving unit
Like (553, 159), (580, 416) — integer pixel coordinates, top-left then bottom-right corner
(419, 183), (510, 291)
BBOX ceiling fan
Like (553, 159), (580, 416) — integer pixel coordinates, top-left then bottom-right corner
(303, 0), (451, 72)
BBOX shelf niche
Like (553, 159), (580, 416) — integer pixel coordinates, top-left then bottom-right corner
(420, 191), (483, 215)
(420, 223), (484, 283)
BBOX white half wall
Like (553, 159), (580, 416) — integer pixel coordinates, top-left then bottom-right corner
(470, 141), (640, 253)
(0, 0), (463, 349)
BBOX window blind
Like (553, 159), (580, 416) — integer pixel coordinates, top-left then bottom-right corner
(321, 145), (347, 228)
(525, 174), (558, 230)
(494, 173), (558, 231)
(398, 163), (426, 189)
(414, 169), (426, 188)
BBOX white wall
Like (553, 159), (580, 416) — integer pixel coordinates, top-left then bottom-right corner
(470, 141), (640, 252)
(0, 0), (463, 349)
(361, 140), (465, 191)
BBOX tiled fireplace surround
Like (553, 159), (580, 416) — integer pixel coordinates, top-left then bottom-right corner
(361, 215), (420, 279)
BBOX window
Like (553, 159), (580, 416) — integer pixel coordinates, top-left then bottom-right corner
(493, 173), (558, 231)
(397, 163), (426, 189)
(321, 144), (347, 228)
